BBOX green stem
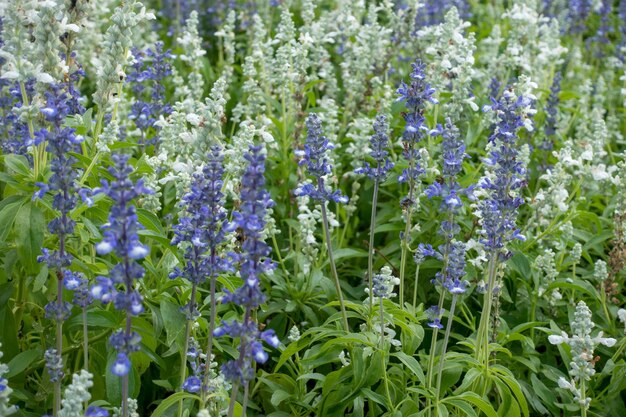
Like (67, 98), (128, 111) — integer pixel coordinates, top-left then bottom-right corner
(529, 292), (537, 341)
(435, 295), (458, 403)
(399, 207), (413, 310)
(600, 282), (612, 332)
(426, 289), (447, 417)
(19, 81), (40, 179)
(78, 151), (102, 187)
(82, 307), (89, 372)
(580, 379), (587, 417)
(202, 249), (219, 410)
(178, 301), (194, 417)
(227, 310), (251, 417)
(227, 381), (240, 417)
(412, 264), (421, 308)
(378, 298), (394, 410)
(121, 312), (132, 417)
(475, 252), (498, 368)
(53, 266), (65, 417)
(13, 275), (26, 339)
(271, 234), (288, 277)
(320, 196), (349, 332)
(367, 180), (380, 323)
(242, 382), (249, 417)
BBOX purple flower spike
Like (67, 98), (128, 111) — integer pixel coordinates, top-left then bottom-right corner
(294, 113), (348, 204)
(216, 145), (278, 386)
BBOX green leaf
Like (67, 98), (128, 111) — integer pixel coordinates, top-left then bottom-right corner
(509, 253), (531, 278)
(332, 248), (369, 261)
(0, 196), (25, 241)
(149, 391), (201, 417)
(33, 264), (49, 293)
(446, 392), (499, 417)
(3, 154), (31, 177)
(106, 351), (140, 404)
(6, 348), (42, 378)
(137, 208), (165, 235)
(66, 310), (118, 331)
(271, 390), (291, 406)
(15, 203), (44, 274)
(497, 373), (529, 417)
(443, 399), (477, 417)
(160, 298), (186, 348)
(360, 387), (387, 407)
(394, 352), (425, 384)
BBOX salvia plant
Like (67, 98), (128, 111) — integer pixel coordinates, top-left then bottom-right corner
(0, 1), (625, 417)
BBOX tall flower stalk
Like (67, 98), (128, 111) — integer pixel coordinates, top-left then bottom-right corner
(170, 146), (229, 413)
(355, 115), (394, 319)
(81, 1), (154, 184)
(215, 145), (279, 417)
(34, 84), (89, 417)
(396, 60), (438, 308)
(417, 119), (471, 415)
(474, 86), (535, 368)
(295, 114), (350, 331)
(548, 301), (616, 417)
(90, 154), (151, 417)
(368, 266), (399, 410)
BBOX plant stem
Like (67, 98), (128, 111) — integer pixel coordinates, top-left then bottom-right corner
(178, 283), (197, 417)
(426, 289), (447, 417)
(13, 274), (26, 341)
(227, 381), (240, 417)
(367, 180), (380, 323)
(399, 205), (413, 310)
(435, 295), (458, 403)
(202, 248), (219, 409)
(475, 252), (498, 367)
(412, 264), (421, 308)
(379, 298), (393, 410)
(121, 312), (132, 417)
(319, 195), (349, 332)
(82, 307), (89, 372)
(242, 382), (250, 417)
(19, 81), (39, 178)
(227, 309), (250, 417)
(580, 380), (587, 417)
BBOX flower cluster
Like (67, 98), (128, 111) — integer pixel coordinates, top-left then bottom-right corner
(92, 0), (154, 110)
(366, 266), (400, 300)
(414, 0), (470, 29)
(0, 344), (17, 416)
(397, 60), (437, 198)
(45, 348), (64, 383)
(36, 84), (89, 268)
(418, 118), (471, 333)
(355, 115), (394, 181)
(170, 146), (230, 317)
(425, 120), (472, 211)
(127, 42), (173, 145)
(416, 8), (478, 118)
(216, 145), (279, 385)
(58, 370), (104, 417)
(181, 338), (206, 393)
(425, 305), (444, 329)
(295, 113), (348, 204)
(549, 301), (616, 409)
(542, 72), (562, 144)
(90, 153), (151, 376)
(0, 80), (34, 155)
(477, 86), (535, 259)
(565, 0), (592, 34)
